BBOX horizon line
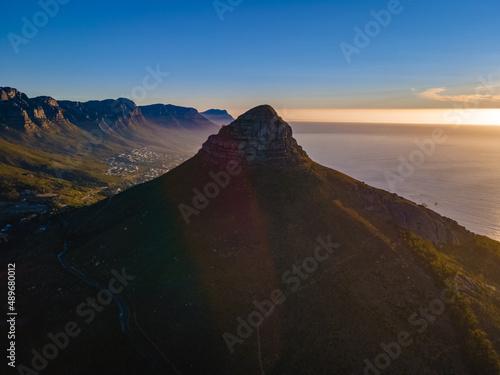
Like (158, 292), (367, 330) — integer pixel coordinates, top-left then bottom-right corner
(270, 108), (500, 126)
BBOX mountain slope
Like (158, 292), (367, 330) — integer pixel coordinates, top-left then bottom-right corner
(4, 105), (500, 375)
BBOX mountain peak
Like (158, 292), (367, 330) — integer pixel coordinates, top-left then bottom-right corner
(198, 104), (308, 167)
(202, 109), (229, 115)
(239, 104), (278, 119)
(0, 87), (29, 102)
(200, 109), (234, 126)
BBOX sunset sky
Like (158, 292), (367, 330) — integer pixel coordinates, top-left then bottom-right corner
(1, 0), (500, 124)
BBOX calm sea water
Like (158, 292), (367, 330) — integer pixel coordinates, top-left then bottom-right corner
(292, 122), (500, 241)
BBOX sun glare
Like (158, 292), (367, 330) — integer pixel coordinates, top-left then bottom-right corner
(278, 108), (500, 126)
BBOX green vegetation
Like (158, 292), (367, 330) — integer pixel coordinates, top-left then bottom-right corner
(0, 178), (19, 201)
(0, 137), (121, 207)
(404, 231), (500, 375)
(475, 235), (500, 258)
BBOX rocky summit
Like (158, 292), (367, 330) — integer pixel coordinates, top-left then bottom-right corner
(198, 104), (309, 167)
(0, 87), (65, 131)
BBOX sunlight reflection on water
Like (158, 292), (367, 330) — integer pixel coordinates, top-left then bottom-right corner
(294, 123), (500, 241)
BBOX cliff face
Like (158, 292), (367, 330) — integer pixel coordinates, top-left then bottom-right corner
(58, 98), (143, 131)
(0, 87), (219, 135)
(0, 87), (66, 131)
(0, 87), (146, 133)
(355, 185), (464, 245)
(140, 104), (218, 130)
(199, 104), (309, 167)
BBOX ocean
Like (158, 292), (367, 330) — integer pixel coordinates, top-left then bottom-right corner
(292, 122), (500, 242)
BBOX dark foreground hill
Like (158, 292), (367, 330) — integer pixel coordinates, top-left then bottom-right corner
(4, 105), (500, 375)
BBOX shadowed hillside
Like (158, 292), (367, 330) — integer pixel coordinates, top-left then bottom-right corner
(4, 105), (500, 375)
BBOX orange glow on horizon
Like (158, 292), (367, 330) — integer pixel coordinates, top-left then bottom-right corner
(272, 108), (500, 126)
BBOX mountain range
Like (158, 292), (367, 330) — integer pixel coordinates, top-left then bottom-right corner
(0, 87), (220, 134)
(4, 105), (500, 375)
(0, 87), (232, 206)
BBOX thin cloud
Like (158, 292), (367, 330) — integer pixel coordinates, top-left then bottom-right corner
(417, 87), (500, 103)
(474, 84), (500, 92)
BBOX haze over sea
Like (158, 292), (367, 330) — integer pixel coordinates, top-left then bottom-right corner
(292, 123), (500, 241)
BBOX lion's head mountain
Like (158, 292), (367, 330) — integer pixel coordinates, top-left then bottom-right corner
(5, 105), (500, 375)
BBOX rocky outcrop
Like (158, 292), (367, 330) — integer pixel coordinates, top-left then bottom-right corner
(0, 102), (34, 130)
(31, 96), (66, 123)
(0, 87), (29, 102)
(198, 104), (309, 167)
(0, 87), (65, 131)
(357, 186), (465, 245)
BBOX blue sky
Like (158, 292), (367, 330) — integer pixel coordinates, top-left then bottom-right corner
(1, 0), (500, 117)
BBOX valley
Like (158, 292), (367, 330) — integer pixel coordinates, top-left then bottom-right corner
(0, 87), (232, 244)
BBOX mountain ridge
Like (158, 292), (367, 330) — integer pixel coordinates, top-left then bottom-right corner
(0, 87), (223, 206)
(0, 87), (220, 134)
